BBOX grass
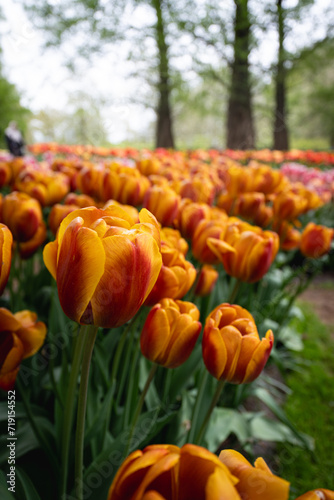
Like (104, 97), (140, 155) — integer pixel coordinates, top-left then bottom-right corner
(276, 301), (334, 497)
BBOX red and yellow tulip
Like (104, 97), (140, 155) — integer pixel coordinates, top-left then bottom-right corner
(43, 206), (162, 328)
(202, 304), (274, 384)
(0, 223), (12, 296)
(140, 299), (201, 368)
(0, 308), (47, 390)
(300, 223), (334, 258)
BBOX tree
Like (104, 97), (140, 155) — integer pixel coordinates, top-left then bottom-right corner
(0, 65), (31, 149)
(227, 0), (255, 149)
(21, 0), (178, 148)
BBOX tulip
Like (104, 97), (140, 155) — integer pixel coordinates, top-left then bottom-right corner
(143, 186), (181, 227)
(176, 200), (211, 239)
(43, 206), (162, 328)
(64, 193), (97, 208)
(195, 265), (219, 297)
(15, 169), (70, 206)
(300, 223), (334, 258)
(160, 227), (188, 256)
(207, 220), (279, 283)
(48, 204), (79, 235)
(0, 308), (47, 390)
(295, 490), (334, 500)
(0, 161), (11, 188)
(145, 241), (196, 305)
(0, 224), (13, 296)
(219, 449), (290, 500)
(18, 222), (47, 259)
(192, 219), (227, 265)
(272, 191), (308, 221)
(1, 191), (43, 242)
(107, 444), (240, 500)
(202, 304), (274, 384)
(272, 220), (301, 251)
(140, 299), (201, 368)
(103, 200), (139, 225)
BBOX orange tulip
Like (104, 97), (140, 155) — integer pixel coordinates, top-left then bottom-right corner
(176, 200), (211, 239)
(300, 223), (334, 258)
(143, 186), (181, 227)
(219, 449), (289, 500)
(207, 220), (279, 283)
(108, 444), (240, 500)
(145, 241), (196, 305)
(0, 224), (13, 296)
(64, 192), (97, 208)
(0, 308), (47, 390)
(48, 204), (79, 235)
(195, 265), (219, 297)
(2, 191), (43, 242)
(18, 222), (47, 259)
(295, 490), (334, 500)
(0, 161), (11, 188)
(160, 227), (188, 256)
(202, 304), (274, 384)
(103, 200), (139, 225)
(192, 219), (227, 265)
(15, 169), (70, 206)
(140, 299), (201, 368)
(272, 191), (308, 221)
(43, 206), (162, 328)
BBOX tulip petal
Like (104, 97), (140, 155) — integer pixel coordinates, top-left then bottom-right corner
(242, 331), (273, 383)
(0, 333), (24, 391)
(202, 324), (227, 380)
(141, 307), (171, 363)
(205, 467), (241, 500)
(57, 219), (106, 323)
(0, 308), (21, 332)
(91, 232), (161, 328)
(43, 240), (58, 280)
(14, 311), (47, 358)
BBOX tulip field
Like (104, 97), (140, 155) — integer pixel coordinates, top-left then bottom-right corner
(0, 144), (333, 500)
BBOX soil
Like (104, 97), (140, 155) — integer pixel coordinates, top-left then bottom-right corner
(298, 272), (334, 338)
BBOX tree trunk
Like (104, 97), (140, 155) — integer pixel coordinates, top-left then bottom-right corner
(226, 0), (255, 150)
(273, 0), (289, 150)
(153, 0), (175, 149)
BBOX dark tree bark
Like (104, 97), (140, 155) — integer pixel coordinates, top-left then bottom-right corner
(152, 0), (175, 148)
(273, 0), (289, 150)
(226, 0), (255, 150)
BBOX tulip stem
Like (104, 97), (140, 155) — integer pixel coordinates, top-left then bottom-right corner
(60, 325), (87, 500)
(228, 279), (241, 304)
(124, 363), (158, 458)
(75, 325), (99, 500)
(195, 379), (226, 445)
(187, 368), (209, 443)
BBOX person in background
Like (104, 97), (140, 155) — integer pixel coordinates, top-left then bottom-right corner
(4, 121), (25, 157)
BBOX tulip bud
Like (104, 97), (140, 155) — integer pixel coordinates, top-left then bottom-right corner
(143, 186), (181, 227)
(202, 304), (274, 384)
(195, 265), (219, 297)
(0, 308), (47, 390)
(300, 223), (334, 258)
(0, 224), (13, 296)
(2, 191), (43, 242)
(140, 299), (201, 368)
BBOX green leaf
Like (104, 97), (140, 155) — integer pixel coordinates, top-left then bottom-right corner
(0, 402), (48, 422)
(15, 468), (42, 500)
(205, 408), (249, 451)
(249, 415), (310, 445)
(169, 344), (203, 401)
(0, 423), (39, 465)
(278, 326), (304, 351)
(139, 358), (160, 410)
(252, 387), (314, 450)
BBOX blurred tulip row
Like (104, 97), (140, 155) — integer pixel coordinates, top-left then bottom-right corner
(0, 146), (333, 500)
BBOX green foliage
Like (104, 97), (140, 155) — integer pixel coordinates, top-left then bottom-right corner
(0, 68), (31, 149)
(276, 302), (334, 497)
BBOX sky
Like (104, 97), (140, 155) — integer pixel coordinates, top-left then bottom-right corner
(0, 0), (332, 144)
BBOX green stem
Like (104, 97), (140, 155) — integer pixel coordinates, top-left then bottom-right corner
(124, 363), (158, 457)
(75, 325), (98, 500)
(60, 325), (87, 499)
(187, 368), (209, 443)
(16, 376), (59, 475)
(194, 379), (225, 445)
(228, 279), (241, 304)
